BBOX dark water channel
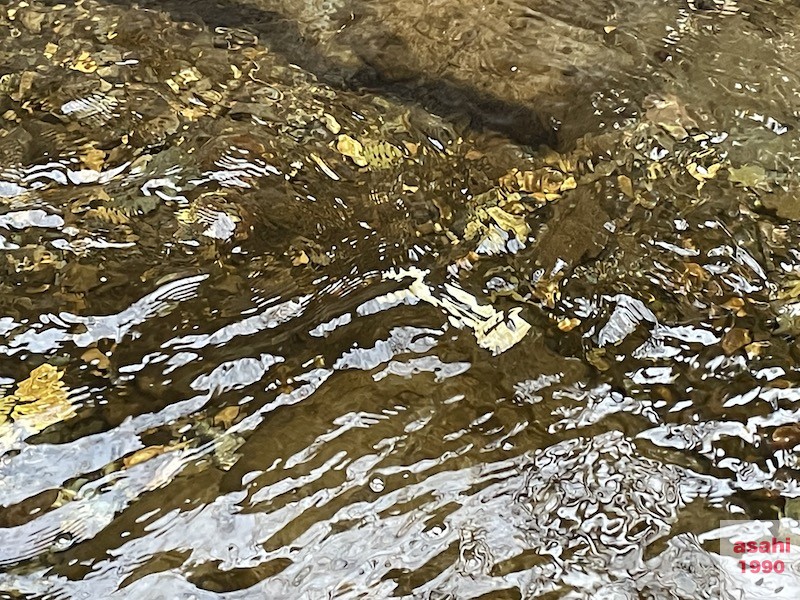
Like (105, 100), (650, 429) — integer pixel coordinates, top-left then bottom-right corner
(1, 0), (800, 597)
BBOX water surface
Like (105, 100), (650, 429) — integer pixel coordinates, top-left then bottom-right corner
(1, 0), (800, 597)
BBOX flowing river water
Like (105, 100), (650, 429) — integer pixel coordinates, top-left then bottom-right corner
(1, 0), (800, 597)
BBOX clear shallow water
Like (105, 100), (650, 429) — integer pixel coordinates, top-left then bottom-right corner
(0, 0), (800, 597)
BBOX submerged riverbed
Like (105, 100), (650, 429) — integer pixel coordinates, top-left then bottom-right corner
(1, 0), (800, 597)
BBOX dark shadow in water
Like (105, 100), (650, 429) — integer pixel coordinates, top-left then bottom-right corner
(39, 0), (559, 148)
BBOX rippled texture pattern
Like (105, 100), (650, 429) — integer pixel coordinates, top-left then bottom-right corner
(1, 0), (800, 598)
